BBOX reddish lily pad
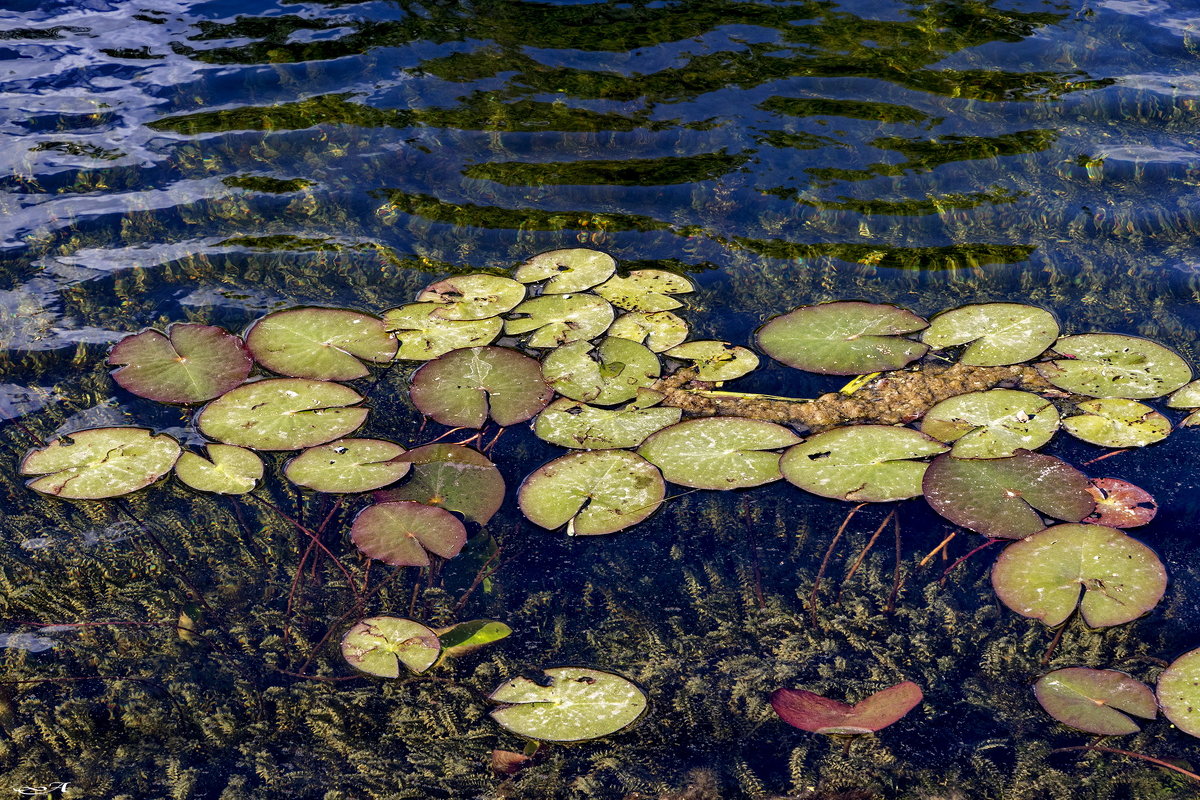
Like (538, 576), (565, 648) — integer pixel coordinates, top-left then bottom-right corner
(108, 323), (252, 404)
(197, 378), (368, 450)
(376, 444), (505, 524)
(350, 500), (467, 567)
(756, 301), (928, 375)
(1085, 478), (1157, 528)
(1157, 647), (1200, 738)
(21, 427), (181, 499)
(771, 682), (924, 735)
(284, 438), (410, 493)
(1035, 668), (1157, 735)
(245, 307), (397, 380)
(341, 616), (440, 677)
(408, 346), (552, 428)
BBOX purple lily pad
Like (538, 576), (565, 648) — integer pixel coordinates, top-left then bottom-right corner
(350, 500), (467, 567)
(1035, 668), (1157, 735)
(375, 444), (505, 525)
(756, 301), (928, 375)
(771, 682), (924, 735)
(409, 346), (552, 429)
(108, 323), (252, 404)
(1085, 478), (1157, 528)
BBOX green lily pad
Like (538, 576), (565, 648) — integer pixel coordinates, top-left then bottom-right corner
(409, 346), (552, 429)
(608, 311), (689, 352)
(1037, 334), (1192, 399)
(991, 523), (1166, 627)
(284, 438), (410, 493)
(922, 303), (1059, 366)
(1157, 647), (1200, 738)
(489, 667), (647, 742)
(638, 417), (801, 490)
(1034, 668), (1157, 735)
(197, 378), (368, 450)
(376, 444), (505, 525)
(437, 620), (512, 658)
(108, 323), (252, 404)
(921, 389), (1060, 459)
(593, 269), (693, 312)
(665, 340), (759, 382)
(350, 500), (467, 567)
(175, 444), (263, 494)
(1062, 398), (1171, 447)
(780, 425), (948, 503)
(1085, 478), (1157, 528)
(382, 303), (502, 361)
(21, 427), (181, 499)
(756, 301), (929, 375)
(534, 398), (682, 450)
(503, 294), (615, 348)
(245, 307), (397, 380)
(541, 337), (660, 406)
(341, 616), (441, 677)
(513, 248), (616, 293)
(922, 451), (1094, 539)
(416, 274), (526, 320)
(518, 450), (665, 536)
(1166, 379), (1200, 408)
(771, 682), (924, 735)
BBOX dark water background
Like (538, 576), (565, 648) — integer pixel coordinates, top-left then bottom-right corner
(4, 0), (1200, 798)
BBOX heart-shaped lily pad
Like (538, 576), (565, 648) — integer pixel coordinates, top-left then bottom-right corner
(245, 307), (397, 380)
(756, 302), (929, 375)
(1034, 668), (1157, 735)
(198, 378), (368, 450)
(284, 438), (409, 493)
(108, 323), (252, 404)
(608, 311), (689, 352)
(1038, 334), (1192, 399)
(341, 616), (441, 677)
(1085, 478), (1157, 528)
(921, 389), (1060, 459)
(638, 417), (801, 490)
(376, 444), (505, 525)
(409, 346), (552, 428)
(518, 450), (665, 535)
(1166, 379), (1200, 409)
(350, 500), (467, 567)
(438, 620), (512, 658)
(542, 337), (660, 406)
(922, 303), (1059, 366)
(664, 340), (759, 382)
(489, 667), (647, 742)
(21, 427), (181, 499)
(1062, 398), (1171, 447)
(175, 444), (263, 494)
(417, 274), (525, 320)
(534, 398), (681, 450)
(514, 248), (616, 293)
(593, 269), (693, 312)
(382, 303), (502, 361)
(504, 294), (615, 348)
(770, 682), (924, 735)
(1157, 647), (1200, 738)
(780, 425), (948, 502)
(991, 523), (1166, 627)
(922, 451), (1094, 539)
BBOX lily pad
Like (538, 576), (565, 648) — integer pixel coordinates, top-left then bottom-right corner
(1034, 668), (1157, 735)
(756, 301), (929, 375)
(593, 269), (693, 312)
(197, 378), (368, 450)
(664, 340), (759, 382)
(21, 427), (181, 499)
(350, 500), (467, 567)
(245, 307), (397, 380)
(175, 444), (263, 494)
(1157, 647), (1200, 738)
(514, 248), (616, 293)
(108, 323), (252, 404)
(284, 438), (409, 493)
(1038, 334), (1192, 399)
(991, 523), (1166, 627)
(341, 616), (440, 677)
(504, 294), (614, 348)
(780, 425), (948, 503)
(770, 682), (924, 735)
(408, 346), (552, 428)
(608, 310), (689, 352)
(638, 417), (801, 490)
(438, 620), (512, 658)
(382, 302), (502, 361)
(1062, 398), (1171, 447)
(417, 274), (525, 320)
(489, 667), (647, 742)
(920, 389), (1060, 459)
(534, 398), (682, 450)
(542, 337), (660, 406)
(518, 450), (665, 535)
(1085, 478), (1157, 528)
(1166, 379), (1200, 409)
(922, 451), (1095, 539)
(922, 303), (1059, 366)
(376, 444), (505, 525)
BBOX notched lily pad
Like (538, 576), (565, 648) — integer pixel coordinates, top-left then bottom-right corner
(542, 337), (660, 406)
(608, 310), (689, 352)
(1038, 334), (1192, 399)
(1035, 668), (1157, 735)
(991, 523), (1166, 628)
(382, 303), (502, 361)
(780, 425), (948, 502)
(341, 616), (440, 677)
(1157, 647), (1200, 739)
(197, 378), (368, 450)
(489, 667), (647, 742)
(504, 294), (614, 348)
(175, 443), (263, 494)
(665, 340), (759, 382)
(21, 427), (181, 499)
(534, 398), (681, 450)
(921, 389), (1060, 459)
(438, 620), (512, 658)
(284, 438), (409, 493)
(1062, 398), (1171, 448)
(593, 269), (693, 312)
(376, 444), (505, 525)
(771, 682), (923, 735)
(350, 500), (467, 567)
(518, 450), (665, 535)
(514, 248), (616, 293)
(922, 303), (1058, 366)
(638, 417), (801, 490)
(417, 274), (525, 320)
(245, 307), (397, 380)
(409, 346), (552, 428)
(756, 301), (928, 375)
(108, 323), (252, 404)
(1085, 478), (1157, 528)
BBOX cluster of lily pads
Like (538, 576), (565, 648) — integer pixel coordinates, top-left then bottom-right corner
(15, 247), (1200, 757)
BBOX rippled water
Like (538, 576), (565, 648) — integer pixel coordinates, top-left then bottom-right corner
(5, 1), (1200, 798)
